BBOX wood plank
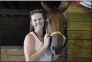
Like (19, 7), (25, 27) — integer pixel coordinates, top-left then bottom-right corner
(67, 22), (91, 30)
(68, 5), (90, 13)
(6, 49), (24, 56)
(16, 56), (25, 61)
(68, 49), (92, 57)
(1, 46), (24, 56)
(0, 17), (29, 28)
(1, 46), (24, 61)
(18, 1), (27, 9)
(7, 56), (17, 61)
(68, 57), (92, 62)
(1, 49), (8, 61)
(6, 2), (16, 9)
(0, 9), (30, 15)
(68, 13), (91, 22)
(6, 56), (25, 61)
(67, 31), (91, 39)
(67, 40), (91, 49)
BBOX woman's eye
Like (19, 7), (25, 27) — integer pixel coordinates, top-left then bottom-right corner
(39, 18), (41, 20)
(34, 19), (36, 21)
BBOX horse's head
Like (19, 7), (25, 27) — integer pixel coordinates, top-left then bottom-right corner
(41, 1), (71, 55)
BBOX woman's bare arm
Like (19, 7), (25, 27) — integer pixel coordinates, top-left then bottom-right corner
(24, 34), (48, 61)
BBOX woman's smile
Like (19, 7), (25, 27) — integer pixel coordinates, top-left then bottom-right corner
(31, 13), (44, 30)
(36, 23), (43, 27)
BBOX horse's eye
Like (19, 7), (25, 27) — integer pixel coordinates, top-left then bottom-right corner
(48, 19), (52, 24)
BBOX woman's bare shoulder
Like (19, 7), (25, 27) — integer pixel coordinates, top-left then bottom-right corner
(24, 34), (35, 44)
(24, 34), (35, 60)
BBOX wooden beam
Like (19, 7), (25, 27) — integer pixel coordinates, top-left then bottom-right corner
(0, 2), (2, 9)
(0, 9), (30, 15)
(18, 1), (27, 9)
(6, 2), (16, 9)
(0, 17), (29, 29)
(2, 14), (7, 17)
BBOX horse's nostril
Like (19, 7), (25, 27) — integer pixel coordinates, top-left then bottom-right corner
(52, 46), (55, 50)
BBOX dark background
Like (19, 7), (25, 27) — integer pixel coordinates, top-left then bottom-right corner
(0, 1), (61, 9)
(0, 1), (61, 46)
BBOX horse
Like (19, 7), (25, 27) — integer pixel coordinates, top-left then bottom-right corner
(41, 1), (71, 55)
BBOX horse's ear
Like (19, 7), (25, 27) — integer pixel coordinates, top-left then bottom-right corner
(41, 2), (51, 12)
(58, 1), (71, 12)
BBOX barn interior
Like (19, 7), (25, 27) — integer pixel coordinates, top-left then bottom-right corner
(0, 1), (92, 62)
(0, 1), (62, 46)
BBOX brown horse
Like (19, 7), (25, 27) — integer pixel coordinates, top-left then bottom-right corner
(41, 2), (71, 55)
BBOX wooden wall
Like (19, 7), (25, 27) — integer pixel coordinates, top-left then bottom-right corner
(66, 4), (92, 62)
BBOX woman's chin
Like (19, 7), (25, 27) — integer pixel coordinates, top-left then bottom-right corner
(36, 27), (43, 31)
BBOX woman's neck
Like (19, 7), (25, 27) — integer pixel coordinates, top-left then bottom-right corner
(34, 29), (43, 37)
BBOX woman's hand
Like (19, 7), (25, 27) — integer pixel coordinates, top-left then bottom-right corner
(43, 33), (50, 47)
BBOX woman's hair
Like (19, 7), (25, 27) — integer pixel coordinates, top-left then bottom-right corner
(29, 9), (47, 36)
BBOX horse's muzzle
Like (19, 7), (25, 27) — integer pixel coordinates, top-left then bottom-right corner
(49, 31), (66, 55)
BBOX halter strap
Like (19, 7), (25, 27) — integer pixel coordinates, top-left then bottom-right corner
(50, 31), (66, 45)
(50, 31), (63, 36)
(47, 19), (66, 43)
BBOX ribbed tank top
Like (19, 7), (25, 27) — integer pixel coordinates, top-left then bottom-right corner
(29, 31), (52, 61)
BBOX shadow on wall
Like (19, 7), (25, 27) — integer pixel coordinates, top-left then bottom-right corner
(0, 17), (30, 46)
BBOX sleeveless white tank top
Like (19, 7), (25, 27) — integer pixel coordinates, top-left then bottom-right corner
(29, 32), (52, 61)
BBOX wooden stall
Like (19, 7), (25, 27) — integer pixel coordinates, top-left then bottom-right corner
(0, 2), (92, 62)
(67, 4), (92, 62)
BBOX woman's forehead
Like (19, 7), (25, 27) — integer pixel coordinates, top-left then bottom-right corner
(31, 13), (43, 18)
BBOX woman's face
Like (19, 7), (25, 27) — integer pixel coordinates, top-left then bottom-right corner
(31, 13), (44, 31)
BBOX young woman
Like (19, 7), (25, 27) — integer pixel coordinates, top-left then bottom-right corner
(23, 9), (53, 61)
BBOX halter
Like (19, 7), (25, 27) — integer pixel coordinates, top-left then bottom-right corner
(47, 23), (66, 55)
(50, 31), (66, 45)
(47, 19), (66, 45)
(46, 16), (66, 55)
(50, 31), (63, 36)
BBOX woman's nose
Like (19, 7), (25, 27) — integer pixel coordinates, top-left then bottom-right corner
(37, 20), (40, 24)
